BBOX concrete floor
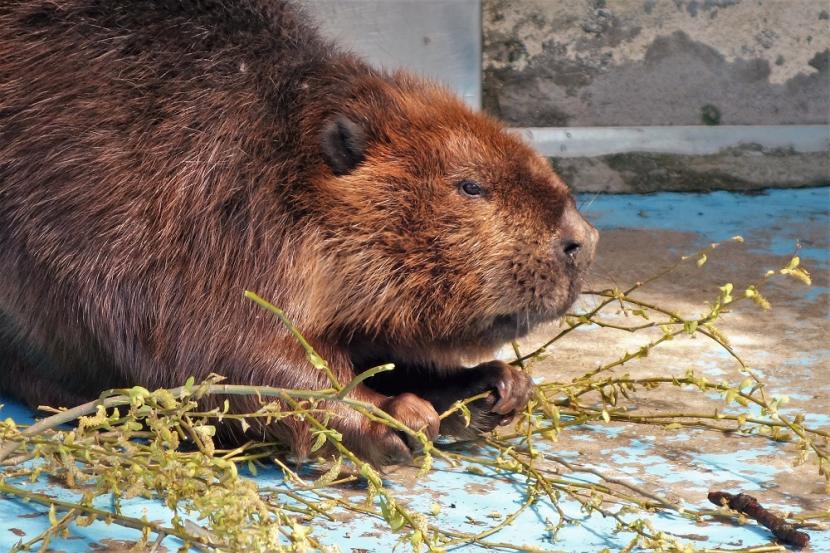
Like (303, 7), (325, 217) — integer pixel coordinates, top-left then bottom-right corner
(0, 188), (828, 552)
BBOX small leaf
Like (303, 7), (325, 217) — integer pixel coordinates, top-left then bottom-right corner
(410, 530), (424, 552)
(791, 267), (812, 285)
(379, 497), (405, 531)
(313, 456), (343, 488)
(719, 283), (734, 303)
(310, 431), (327, 453)
(631, 309), (650, 320)
(195, 425), (215, 437)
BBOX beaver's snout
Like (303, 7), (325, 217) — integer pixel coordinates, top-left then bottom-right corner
(554, 204), (598, 273)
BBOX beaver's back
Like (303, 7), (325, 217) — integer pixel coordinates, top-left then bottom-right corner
(0, 0), (361, 400)
(0, 1), (596, 463)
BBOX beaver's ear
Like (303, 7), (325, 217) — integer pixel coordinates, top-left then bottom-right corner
(320, 115), (366, 176)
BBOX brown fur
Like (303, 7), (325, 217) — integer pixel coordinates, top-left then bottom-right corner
(0, 0), (597, 465)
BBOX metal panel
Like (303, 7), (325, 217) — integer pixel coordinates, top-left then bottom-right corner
(299, 0), (482, 109)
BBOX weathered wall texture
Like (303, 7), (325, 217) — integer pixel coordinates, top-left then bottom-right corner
(308, 0), (826, 191)
(483, 0), (830, 127)
(553, 148), (830, 193)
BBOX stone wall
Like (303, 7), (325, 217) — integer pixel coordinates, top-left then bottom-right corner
(304, 0), (828, 191)
(483, 0), (829, 127)
(483, 0), (829, 191)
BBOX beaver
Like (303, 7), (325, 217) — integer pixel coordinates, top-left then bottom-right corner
(0, 0), (598, 465)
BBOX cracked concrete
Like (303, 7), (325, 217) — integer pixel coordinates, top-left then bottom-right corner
(514, 188), (830, 521)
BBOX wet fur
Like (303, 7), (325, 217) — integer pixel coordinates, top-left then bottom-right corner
(0, 0), (595, 464)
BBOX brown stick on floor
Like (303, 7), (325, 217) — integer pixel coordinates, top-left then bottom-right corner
(708, 491), (810, 549)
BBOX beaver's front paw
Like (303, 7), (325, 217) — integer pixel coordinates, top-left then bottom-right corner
(440, 360), (533, 437)
(475, 360), (533, 419)
(361, 393), (440, 466)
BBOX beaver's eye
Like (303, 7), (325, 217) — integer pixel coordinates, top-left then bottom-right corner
(459, 180), (483, 197)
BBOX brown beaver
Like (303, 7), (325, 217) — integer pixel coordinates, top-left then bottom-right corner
(0, 0), (597, 465)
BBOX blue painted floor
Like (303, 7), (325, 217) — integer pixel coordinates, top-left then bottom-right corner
(1, 187), (828, 552)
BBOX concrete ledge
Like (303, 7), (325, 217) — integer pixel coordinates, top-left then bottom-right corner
(513, 126), (830, 193)
(552, 150), (829, 193)
(516, 125), (830, 157)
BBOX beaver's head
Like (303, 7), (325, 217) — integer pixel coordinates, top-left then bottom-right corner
(307, 73), (597, 366)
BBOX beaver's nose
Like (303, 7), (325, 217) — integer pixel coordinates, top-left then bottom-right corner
(555, 204), (598, 270)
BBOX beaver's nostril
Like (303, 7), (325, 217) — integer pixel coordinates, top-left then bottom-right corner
(563, 240), (582, 259)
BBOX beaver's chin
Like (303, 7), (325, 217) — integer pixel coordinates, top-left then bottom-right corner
(398, 308), (560, 370)
(348, 283), (584, 371)
(475, 311), (541, 342)
(465, 309), (555, 346)
(467, 281), (584, 346)
(347, 309), (561, 372)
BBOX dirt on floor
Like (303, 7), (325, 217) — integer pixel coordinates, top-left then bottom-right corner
(510, 220), (829, 513)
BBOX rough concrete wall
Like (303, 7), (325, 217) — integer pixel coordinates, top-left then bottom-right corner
(484, 0), (830, 127)
(554, 149), (830, 193)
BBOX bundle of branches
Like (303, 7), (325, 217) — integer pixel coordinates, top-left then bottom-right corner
(0, 237), (826, 552)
